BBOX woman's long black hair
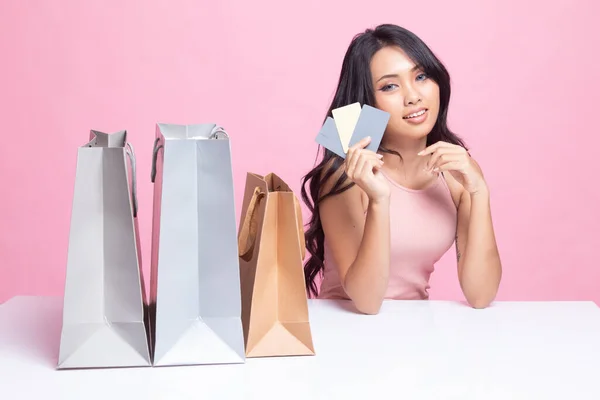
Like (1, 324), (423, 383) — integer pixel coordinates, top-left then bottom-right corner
(301, 24), (468, 298)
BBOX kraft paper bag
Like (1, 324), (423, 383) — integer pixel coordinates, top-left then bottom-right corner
(238, 172), (315, 358)
(149, 123), (245, 366)
(58, 130), (151, 369)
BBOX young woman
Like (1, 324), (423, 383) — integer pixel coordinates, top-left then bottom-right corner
(301, 24), (502, 314)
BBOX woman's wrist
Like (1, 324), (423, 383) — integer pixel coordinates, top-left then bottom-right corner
(368, 194), (391, 208)
(469, 182), (490, 199)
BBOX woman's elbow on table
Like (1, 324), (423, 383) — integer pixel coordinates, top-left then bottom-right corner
(351, 295), (385, 315)
(343, 277), (386, 314)
(466, 294), (494, 309)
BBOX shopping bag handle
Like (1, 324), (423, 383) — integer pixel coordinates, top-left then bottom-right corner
(151, 137), (163, 183)
(293, 196), (306, 261)
(238, 187), (265, 262)
(125, 143), (138, 218)
(238, 186), (307, 262)
(209, 126), (229, 139)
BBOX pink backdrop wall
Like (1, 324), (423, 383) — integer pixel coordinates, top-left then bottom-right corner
(1, 0), (598, 304)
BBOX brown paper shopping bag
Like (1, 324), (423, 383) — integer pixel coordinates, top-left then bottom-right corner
(237, 172), (315, 358)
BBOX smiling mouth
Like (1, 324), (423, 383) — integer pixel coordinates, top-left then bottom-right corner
(403, 109), (427, 119)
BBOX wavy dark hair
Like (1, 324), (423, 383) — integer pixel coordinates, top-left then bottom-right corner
(301, 24), (468, 298)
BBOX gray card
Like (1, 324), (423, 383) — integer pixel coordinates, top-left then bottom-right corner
(315, 117), (346, 158)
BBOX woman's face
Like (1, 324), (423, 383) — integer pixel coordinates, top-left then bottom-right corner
(370, 46), (440, 142)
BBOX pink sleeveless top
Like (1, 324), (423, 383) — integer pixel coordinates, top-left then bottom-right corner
(318, 171), (458, 300)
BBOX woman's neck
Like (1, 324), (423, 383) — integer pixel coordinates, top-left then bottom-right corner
(380, 137), (429, 179)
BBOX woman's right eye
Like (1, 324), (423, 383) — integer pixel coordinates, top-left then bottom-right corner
(380, 83), (398, 92)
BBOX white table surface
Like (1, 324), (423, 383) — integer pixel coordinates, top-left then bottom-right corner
(1, 296), (600, 399)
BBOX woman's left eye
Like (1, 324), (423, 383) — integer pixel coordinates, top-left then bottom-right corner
(416, 73), (428, 81)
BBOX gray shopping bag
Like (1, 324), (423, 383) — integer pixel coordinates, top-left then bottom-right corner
(148, 123), (245, 366)
(58, 130), (151, 369)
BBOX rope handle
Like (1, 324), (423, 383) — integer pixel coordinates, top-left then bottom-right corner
(125, 143), (138, 218)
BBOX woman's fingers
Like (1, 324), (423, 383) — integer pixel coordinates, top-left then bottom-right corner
(434, 160), (463, 172)
(346, 149), (383, 179)
(359, 157), (382, 179)
(348, 136), (372, 152)
(427, 151), (462, 171)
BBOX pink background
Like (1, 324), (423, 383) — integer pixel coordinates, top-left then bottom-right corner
(1, 0), (598, 305)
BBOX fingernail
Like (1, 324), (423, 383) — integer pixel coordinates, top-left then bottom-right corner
(417, 151), (423, 156)
(377, 154), (384, 159)
(433, 167), (439, 172)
